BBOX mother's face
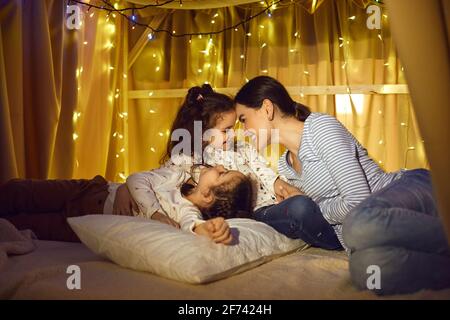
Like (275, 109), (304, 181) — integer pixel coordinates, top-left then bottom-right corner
(235, 101), (273, 150)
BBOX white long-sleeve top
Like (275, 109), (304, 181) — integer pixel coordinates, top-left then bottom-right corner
(167, 141), (280, 211)
(126, 166), (205, 233)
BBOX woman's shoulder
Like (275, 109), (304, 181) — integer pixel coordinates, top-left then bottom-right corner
(306, 112), (339, 122)
(307, 112), (347, 134)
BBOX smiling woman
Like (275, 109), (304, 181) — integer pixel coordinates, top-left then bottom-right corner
(234, 75), (450, 295)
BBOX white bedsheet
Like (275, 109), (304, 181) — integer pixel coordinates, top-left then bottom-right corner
(1, 240), (450, 300)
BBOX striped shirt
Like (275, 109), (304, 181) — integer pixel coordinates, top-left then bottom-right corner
(278, 112), (403, 247)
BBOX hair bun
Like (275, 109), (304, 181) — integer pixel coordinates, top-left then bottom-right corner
(200, 83), (214, 96)
(186, 86), (204, 106)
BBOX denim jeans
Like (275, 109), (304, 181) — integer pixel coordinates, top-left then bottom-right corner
(254, 195), (342, 250)
(343, 169), (450, 295)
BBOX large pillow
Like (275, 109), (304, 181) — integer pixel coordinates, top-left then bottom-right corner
(67, 215), (308, 284)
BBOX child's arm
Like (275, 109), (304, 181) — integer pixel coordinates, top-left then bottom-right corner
(193, 217), (232, 245)
(241, 142), (280, 194)
(126, 169), (169, 219)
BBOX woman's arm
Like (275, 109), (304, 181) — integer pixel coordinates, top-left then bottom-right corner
(310, 114), (371, 224)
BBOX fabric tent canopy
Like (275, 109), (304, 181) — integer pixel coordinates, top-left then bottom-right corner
(126, 0), (372, 12)
(385, 0), (450, 243)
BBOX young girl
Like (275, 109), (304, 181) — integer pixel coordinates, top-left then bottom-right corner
(143, 84), (341, 250)
(0, 165), (250, 245)
(126, 163), (253, 244)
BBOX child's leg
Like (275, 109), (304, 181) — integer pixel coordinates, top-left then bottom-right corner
(0, 175), (109, 241)
(253, 195), (342, 250)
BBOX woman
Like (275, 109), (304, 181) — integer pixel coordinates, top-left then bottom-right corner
(234, 75), (450, 295)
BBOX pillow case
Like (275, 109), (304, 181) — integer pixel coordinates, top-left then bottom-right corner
(67, 215), (308, 284)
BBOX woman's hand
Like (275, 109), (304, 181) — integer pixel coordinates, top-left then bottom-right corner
(151, 211), (180, 229)
(274, 178), (303, 202)
(194, 217), (233, 245)
(113, 183), (139, 216)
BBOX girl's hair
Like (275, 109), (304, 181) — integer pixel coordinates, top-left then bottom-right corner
(160, 84), (235, 164)
(234, 76), (311, 122)
(181, 173), (254, 220)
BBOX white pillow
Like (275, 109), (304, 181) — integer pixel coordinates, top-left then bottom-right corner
(67, 215), (308, 284)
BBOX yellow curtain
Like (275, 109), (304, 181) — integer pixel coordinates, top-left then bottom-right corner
(385, 0), (450, 242)
(128, 0), (427, 174)
(0, 0), (428, 184)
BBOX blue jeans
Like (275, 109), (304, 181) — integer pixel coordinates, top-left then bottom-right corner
(343, 169), (450, 295)
(254, 195), (342, 250)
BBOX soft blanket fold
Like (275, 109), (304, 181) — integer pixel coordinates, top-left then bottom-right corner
(0, 218), (36, 269)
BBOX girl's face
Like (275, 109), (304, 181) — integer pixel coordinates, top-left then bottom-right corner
(193, 165), (245, 206)
(235, 101), (273, 150)
(208, 110), (237, 150)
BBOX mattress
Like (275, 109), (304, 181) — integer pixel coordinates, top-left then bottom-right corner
(1, 240), (449, 300)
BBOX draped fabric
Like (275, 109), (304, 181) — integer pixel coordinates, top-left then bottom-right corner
(127, 0), (371, 12)
(385, 0), (450, 243)
(0, 0), (428, 186)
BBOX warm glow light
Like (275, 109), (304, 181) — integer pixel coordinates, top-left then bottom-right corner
(105, 23), (116, 34)
(335, 94), (365, 115)
(72, 111), (81, 122)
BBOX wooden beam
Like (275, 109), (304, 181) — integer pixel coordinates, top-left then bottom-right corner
(128, 84), (409, 99)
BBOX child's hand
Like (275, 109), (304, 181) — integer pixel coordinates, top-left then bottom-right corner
(274, 178), (303, 202)
(113, 183), (139, 216)
(151, 211), (180, 229)
(194, 217), (233, 245)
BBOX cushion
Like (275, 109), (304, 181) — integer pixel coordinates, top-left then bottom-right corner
(67, 215), (308, 284)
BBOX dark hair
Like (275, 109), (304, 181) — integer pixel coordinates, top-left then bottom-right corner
(234, 76), (311, 122)
(160, 84), (235, 164)
(181, 173), (253, 220)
